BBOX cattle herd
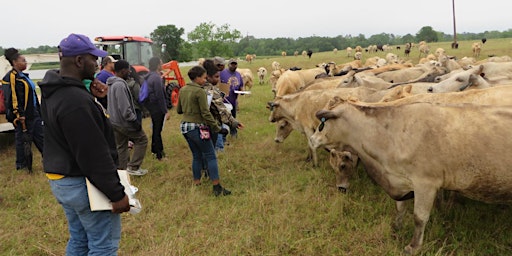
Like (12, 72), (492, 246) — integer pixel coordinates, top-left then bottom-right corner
(263, 40), (512, 255)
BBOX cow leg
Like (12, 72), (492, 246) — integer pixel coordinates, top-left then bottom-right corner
(306, 132), (319, 167)
(393, 201), (407, 231)
(404, 187), (437, 255)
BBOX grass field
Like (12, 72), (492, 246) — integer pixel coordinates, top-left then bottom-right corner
(1, 38), (512, 255)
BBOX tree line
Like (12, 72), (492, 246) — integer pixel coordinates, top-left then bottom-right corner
(6, 23), (512, 63)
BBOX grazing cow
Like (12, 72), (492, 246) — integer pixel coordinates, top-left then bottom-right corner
(302, 50), (307, 57)
(353, 52), (362, 60)
(237, 68), (254, 91)
(274, 67), (326, 97)
(307, 50), (313, 59)
(404, 42), (412, 56)
(333, 48), (338, 54)
(472, 42), (482, 58)
(269, 68), (285, 95)
(257, 67), (268, 85)
(271, 61), (281, 71)
(268, 86), (409, 166)
(311, 93), (512, 255)
(245, 54), (254, 63)
(281, 51), (287, 57)
(294, 50), (299, 57)
(346, 47), (353, 57)
(482, 38), (487, 44)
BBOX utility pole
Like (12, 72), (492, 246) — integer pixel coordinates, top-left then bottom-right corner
(452, 0), (458, 49)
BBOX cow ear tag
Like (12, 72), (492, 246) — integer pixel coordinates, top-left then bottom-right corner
(319, 117), (326, 132)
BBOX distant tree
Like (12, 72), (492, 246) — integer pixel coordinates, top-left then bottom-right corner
(187, 22), (242, 58)
(416, 26), (438, 43)
(368, 33), (393, 46)
(150, 24), (186, 62)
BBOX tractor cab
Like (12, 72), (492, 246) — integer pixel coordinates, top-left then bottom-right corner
(94, 36), (154, 76)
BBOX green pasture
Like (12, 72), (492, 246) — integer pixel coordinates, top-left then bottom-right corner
(1, 38), (512, 255)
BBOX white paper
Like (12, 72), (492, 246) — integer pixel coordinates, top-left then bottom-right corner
(234, 90), (251, 94)
(86, 170), (141, 214)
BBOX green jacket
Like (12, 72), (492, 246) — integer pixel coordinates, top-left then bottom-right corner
(177, 82), (221, 132)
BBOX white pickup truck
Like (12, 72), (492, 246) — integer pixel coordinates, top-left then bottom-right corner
(0, 114), (14, 133)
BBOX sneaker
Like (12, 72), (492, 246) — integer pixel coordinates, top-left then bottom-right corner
(128, 141), (134, 149)
(126, 168), (148, 176)
(213, 184), (232, 196)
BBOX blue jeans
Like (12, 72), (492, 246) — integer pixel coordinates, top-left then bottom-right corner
(215, 133), (224, 151)
(48, 177), (121, 256)
(183, 128), (220, 181)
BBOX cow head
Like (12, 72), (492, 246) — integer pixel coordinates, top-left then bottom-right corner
(329, 149), (356, 193)
(274, 120), (294, 143)
(428, 65), (486, 93)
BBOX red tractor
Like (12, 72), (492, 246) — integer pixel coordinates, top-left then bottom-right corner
(94, 36), (185, 107)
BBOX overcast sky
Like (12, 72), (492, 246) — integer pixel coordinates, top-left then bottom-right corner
(2, 0), (509, 49)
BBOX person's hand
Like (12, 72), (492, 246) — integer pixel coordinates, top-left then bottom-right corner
(111, 194), (130, 214)
(219, 128), (229, 135)
(91, 79), (108, 98)
(237, 123), (245, 129)
(13, 116), (26, 127)
(165, 112), (170, 121)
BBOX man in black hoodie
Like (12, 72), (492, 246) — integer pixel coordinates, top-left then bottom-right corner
(39, 33), (130, 255)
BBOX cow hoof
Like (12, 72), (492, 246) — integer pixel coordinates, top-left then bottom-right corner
(337, 187), (347, 193)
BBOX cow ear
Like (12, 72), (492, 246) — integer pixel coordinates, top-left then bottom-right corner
(316, 109), (338, 121)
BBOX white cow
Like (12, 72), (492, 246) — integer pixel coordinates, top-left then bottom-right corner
(257, 67), (268, 85)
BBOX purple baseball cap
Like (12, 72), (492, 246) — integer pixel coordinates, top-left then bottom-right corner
(58, 33), (107, 58)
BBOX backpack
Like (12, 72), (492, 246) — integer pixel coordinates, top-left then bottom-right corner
(138, 78), (149, 104)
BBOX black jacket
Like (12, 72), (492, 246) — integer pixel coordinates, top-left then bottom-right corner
(1, 69), (41, 122)
(39, 70), (125, 202)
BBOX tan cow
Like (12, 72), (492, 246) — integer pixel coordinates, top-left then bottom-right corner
(472, 42), (482, 58)
(257, 67), (268, 85)
(237, 68), (254, 91)
(271, 61), (281, 71)
(245, 54), (254, 63)
(274, 67), (326, 97)
(269, 68), (285, 96)
(311, 92), (512, 255)
(268, 86), (409, 166)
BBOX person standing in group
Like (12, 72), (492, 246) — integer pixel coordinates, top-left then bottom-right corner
(107, 60), (148, 176)
(1, 47), (44, 171)
(202, 59), (244, 149)
(95, 55), (117, 109)
(142, 56), (168, 161)
(126, 65), (143, 123)
(219, 58), (244, 139)
(39, 33), (130, 255)
(177, 65), (231, 196)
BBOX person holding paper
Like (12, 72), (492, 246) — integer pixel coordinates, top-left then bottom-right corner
(39, 33), (130, 255)
(220, 58), (244, 139)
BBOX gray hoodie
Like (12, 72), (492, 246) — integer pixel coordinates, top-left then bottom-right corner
(106, 76), (140, 131)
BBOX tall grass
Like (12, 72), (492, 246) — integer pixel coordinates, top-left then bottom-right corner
(1, 39), (512, 255)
